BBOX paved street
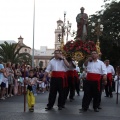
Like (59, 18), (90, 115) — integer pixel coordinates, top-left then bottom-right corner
(0, 91), (120, 120)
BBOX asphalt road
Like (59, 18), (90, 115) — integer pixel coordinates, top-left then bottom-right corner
(0, 91), (120, 120)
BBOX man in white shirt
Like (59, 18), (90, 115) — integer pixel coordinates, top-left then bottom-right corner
(79, 51), (107, 113)
(104, 59), (115, 98)
(43, 50), (70, 110)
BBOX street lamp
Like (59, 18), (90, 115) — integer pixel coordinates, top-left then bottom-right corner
(71, 30), (77, 37)
(66, 20), (72, 42)
(61, 11), (72, 43)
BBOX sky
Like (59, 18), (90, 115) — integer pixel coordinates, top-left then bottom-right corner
(0, 0), (105, 50)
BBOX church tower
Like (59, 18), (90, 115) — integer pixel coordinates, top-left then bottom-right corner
(54, 20), (63, 50)
(18, 35), (23, 45)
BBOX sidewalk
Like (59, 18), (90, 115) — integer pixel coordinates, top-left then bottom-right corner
(0, 91), (120, 120)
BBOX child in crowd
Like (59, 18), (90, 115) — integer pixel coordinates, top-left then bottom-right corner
(25, 69), (43, 112)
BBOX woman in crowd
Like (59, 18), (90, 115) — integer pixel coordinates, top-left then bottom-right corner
(14, 63), (22, 95)
(6, 62), (14, 97)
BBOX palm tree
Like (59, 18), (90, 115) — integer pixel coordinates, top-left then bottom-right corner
(0, 41), (32, 65)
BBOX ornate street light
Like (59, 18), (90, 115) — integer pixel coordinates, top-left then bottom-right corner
(61, 11), (72, 43)
(71, 30), (77, 37)
(66, 20), (72, 42)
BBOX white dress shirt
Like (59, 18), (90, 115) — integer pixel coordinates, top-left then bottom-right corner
(106, 65), (115, 75)
(45, 58), (67, 72)
(86, 59), (107, 75)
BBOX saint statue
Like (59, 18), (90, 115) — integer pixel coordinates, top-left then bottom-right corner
(76, 7), (88, 41)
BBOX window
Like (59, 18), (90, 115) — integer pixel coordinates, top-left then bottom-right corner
(58, 34), (61, 42)
(25, 49), (27, 52)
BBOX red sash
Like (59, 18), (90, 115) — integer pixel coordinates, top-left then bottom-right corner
(107, 73), (112, 86)
(74, 70), (79, 82)
(86, 73), (101, 91)
(51, 71), (65, 88)
(67, 70), (74, 83)
(67, 70), (74, 77)
(107, 73), (112, 81)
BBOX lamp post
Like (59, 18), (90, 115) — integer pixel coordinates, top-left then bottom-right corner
(71, 30), (77, 38)
(32, 0), (35, 68)
(66, 20), (72, 42)
(61, 11), (72, 43)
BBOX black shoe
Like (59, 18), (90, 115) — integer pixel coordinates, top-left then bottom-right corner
(62, 105), (65, 108)
(110, 95), (113, 98)
(29, 108), (32, 112)
(45, 107), (52, 110)
(79, 108), (87, 113)
(70, 99), (72, 102)
(94, 108), (99, 112)
(104, 96), (109, 97)
(29, 106), (34, 112)
(58, 107), (62, 110)
(29, 108), (34, 112)
(98, 107), (102, 109)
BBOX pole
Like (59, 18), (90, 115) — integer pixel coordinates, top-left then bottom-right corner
(24, 62), (26, 112)
(66, 27), (68, 43)
(116, 77), (119, 104)
(32, 0), (35, 68)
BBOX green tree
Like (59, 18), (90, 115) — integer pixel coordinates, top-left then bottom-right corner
(101, 0), (120, 66)
(0, 41), (32, 65)
(87, 0), (120, 67)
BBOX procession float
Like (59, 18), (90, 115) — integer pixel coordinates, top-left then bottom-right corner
(60, 7), (101, 62)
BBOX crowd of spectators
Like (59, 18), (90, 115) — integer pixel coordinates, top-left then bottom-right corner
(0, 62), (50, 100)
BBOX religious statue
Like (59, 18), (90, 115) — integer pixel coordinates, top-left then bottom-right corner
(76, 7), (88, 41)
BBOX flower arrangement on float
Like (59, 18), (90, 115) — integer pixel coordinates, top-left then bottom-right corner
(63, 40), (96, 61)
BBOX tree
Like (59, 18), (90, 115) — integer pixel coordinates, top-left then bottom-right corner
(87, 0), (120, 67)
(0, 41), (32, 65)
(101, 0), (120, 66)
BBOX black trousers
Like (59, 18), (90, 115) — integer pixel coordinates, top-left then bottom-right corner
(66, 77), (75, 99)
(105, 79), (113, 97)
(47, 77), (64, 108)
(75, 77), (80, 95)
(83, 79), (86, 91)
(98, 79), (103, 107)
(62, 87), (68, 106)
(82, 80), (100, 110)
